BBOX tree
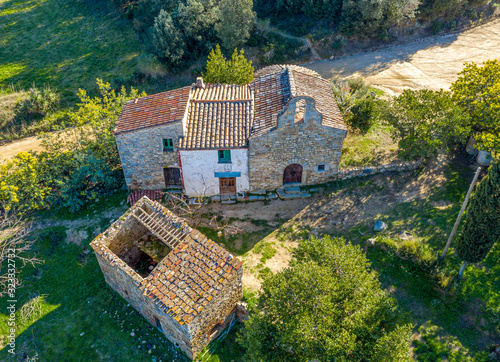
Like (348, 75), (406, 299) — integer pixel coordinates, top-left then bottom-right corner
(238, 236), (412, 361)
(176, 0), (218, 57)
(203, 44), (228, 83)
(451, 60), (500, 156)
(0, 212), (42, 297)
(340, 0), (419, 37)
(152, 9), (186, 67)
(43, 79), (145, 167)
(456, 160), (500, 268)
(202, 45), (254, 84)
(385, 89), (471, 159)
(215, 0), (256, 51)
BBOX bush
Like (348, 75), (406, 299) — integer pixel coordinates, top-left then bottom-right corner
(331, 78), (379, 133)
(57, 153), (124, 213)
(16, 84), (60, 116)
(349, 97), (376, 134)
(384, 89), (471, 159)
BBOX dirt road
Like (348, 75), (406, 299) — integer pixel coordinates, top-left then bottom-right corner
(307, 18), (500, 95)
(0, 135), (45, 160)
(1, 19), (500, 159)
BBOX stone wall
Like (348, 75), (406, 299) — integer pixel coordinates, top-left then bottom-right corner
(116, 122), (184, 190)
(337, 159), (423, 180)
(248, 97), (347, 191)
(90, 200), (244, 360)
(92, 222), (194, 356)
(187, 267), (243, 358)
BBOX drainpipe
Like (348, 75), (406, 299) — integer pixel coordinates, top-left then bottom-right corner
(177, 150), (186, 194)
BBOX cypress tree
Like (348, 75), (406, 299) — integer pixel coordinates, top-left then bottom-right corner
(456, 160), (500, 264)
(202, 45), (254, 85)
(202, 45), (228, 83)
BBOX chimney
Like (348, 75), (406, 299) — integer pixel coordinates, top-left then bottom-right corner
(196, 77), (205, 89)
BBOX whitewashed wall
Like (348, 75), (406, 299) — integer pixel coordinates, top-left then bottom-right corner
(179, 149), (249, 197)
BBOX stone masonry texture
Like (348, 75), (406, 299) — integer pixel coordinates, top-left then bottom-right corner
(90, 197), (243, 359)
(116, 122), (184, 190)
(249, 96), (347, 191)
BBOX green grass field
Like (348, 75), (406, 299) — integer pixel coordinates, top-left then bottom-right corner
(0, 0), (142, 105)
(1, 158), (499, 361)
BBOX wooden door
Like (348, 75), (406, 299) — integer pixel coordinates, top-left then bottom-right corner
(283, 164), (303, 184)
(219, 177), (236, 194)
(164, 167), (181, 186)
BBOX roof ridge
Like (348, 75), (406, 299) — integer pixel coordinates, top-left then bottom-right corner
(190, 99), (253, 103)
(287, 67), (297, 98)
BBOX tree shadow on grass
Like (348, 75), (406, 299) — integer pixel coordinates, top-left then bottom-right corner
(0, 227), (187, 361)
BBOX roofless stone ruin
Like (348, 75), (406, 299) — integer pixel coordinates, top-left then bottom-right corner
(90, 196), (243, 359)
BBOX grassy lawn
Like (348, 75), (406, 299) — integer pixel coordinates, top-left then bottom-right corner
(340, 121), (402, 168)
(0, 0), (150, 142)
(0, 0), (142, 104)
(1, 156), (498, 361)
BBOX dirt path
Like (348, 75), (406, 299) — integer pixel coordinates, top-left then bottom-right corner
(2, 20), (500, 159)
(306, 18), (500, 95)
(271, 28), (322, 61)
(0, 135), (44, 160)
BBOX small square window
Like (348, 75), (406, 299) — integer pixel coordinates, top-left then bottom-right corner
(163, 139), (173, 152)
(218, 150), (231, 163)
(318, 164), (325, 172)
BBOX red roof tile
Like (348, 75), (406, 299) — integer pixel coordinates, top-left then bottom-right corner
(91, 196), (241, 325)
(114, 87), (191, 134)
(178, 84), (253, 150)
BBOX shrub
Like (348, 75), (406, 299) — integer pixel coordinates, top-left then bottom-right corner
(331, 78), (378, 133)
(384, 89), (471, 159)
(57, 153), (124, 213)
(16, 84), (60, 116)
(349, 97), (376, 134)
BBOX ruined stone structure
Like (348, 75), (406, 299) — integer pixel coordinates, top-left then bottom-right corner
(115, 65), (347, 196)
(90, 196), (243, 359)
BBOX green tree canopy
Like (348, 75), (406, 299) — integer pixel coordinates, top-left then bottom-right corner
(152, 10), (186, 67)
(451, 60), (500, 155)
(456, 160), (500, 263)
(238, 236), (412, 361)
(215, 0), (256, 51)
(385, 89), (471, 159)
(202, 45), (254, 84)
(0, 80), (144, 214)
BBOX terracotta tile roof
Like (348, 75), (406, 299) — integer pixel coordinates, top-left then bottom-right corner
(249, 70), (291, 138)
(115, 64), (345, 141)
(291, 70), (347, 131)
(114, 87), (191, 135)
(178, 84), (253, 150)
(141, 229), (242, 325)
(249, 65), (346, 136)
(254, 64), (321, 78)
(90, 196), (242, 326)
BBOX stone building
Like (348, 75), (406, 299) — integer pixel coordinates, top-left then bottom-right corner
(115, 65), (347, 196)
(90, 196), (243, 359)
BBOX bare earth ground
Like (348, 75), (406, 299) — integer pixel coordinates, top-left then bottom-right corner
(205, 154), (454, 291)
(0, 134), (44, 159)
(1, 19), (500, 159)
(307, 18), (500, 95)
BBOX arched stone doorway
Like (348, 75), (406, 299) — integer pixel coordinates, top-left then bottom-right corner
(283, 164), (303, 184)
